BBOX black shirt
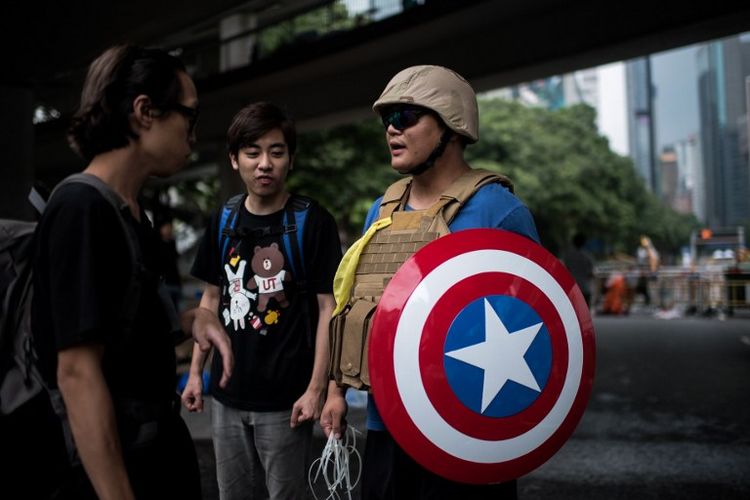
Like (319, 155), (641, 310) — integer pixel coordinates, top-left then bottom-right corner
(191, 196), (341, 411)
(158, 238), (182, 288)
(32, 183), (176, 403)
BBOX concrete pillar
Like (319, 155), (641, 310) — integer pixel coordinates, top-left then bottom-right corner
(0, 86), (34, 220)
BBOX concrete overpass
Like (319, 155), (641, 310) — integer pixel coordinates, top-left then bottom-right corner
(3, 0), (750, 218)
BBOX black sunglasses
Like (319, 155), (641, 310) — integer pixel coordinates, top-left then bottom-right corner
(380, 107), (428, 131)
(170, 103), (200, 135)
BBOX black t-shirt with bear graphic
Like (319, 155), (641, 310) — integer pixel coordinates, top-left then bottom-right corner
(191, 196), (341, 411)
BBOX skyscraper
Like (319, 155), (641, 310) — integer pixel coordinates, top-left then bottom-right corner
(697, 34), (750, 228)
(490, 64), (628, 157)
(674, 135), (705, 221)
(626, 57), (658, 193)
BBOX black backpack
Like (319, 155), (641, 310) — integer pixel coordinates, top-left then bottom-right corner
(0, 216), (41, 415)
(0, 173), (180, 418)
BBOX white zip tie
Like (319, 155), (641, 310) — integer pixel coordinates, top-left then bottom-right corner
(308, 426), (362, 500)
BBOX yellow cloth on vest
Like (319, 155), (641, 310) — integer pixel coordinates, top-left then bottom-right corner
(332, 217), (393, 317)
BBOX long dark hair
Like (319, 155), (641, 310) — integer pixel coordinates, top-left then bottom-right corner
(68, 45), (186, 161)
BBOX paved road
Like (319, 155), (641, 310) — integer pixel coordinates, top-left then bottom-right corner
(184, 315), (750, 499)
(518, 315), (750, 499)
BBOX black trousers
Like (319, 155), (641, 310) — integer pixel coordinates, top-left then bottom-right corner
(362, 429), (518, 500)
(2, 393), (70, 500)
(55, 410), (201, 500)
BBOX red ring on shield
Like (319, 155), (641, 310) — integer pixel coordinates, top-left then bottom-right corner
(369, 229), (595, 484)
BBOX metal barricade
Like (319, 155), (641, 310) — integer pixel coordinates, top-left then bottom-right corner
(593, 266), (749, 316)
(725, 271), (750, 314)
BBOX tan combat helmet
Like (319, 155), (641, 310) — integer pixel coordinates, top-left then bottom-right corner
(372, 65), (479, 143)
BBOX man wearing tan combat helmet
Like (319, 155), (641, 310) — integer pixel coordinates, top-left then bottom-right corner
(322, 66), (540, 499)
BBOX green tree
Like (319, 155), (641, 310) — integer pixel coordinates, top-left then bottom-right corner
(181, 98), (696, 257)
(467, 99), (698, 256)
(257, 2), (355, 59)
(291, 118), (397, 243)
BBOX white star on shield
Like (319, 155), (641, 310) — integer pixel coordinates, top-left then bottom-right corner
(445, 298), (543, 413)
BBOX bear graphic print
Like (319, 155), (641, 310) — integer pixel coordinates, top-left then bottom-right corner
(221, 242), (292, 334)
(249, 243), (291, 312)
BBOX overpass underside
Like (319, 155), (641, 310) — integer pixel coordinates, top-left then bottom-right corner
(4, 0), (750, 214)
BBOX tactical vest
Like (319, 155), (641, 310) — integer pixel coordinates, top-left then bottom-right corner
(329, 168), (513, 390)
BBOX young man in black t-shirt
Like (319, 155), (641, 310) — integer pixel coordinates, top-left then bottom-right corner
(28, 45), (232, 500)
(182, 101), (342, 499)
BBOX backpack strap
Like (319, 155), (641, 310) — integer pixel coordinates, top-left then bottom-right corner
(282, 195), (311, 283)
(27, 186), (48, 216)
(283, 195), (315, 348)
(219, 193), (312, 281)
(218, 193), (246, 263)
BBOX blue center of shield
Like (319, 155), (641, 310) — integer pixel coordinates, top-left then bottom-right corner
(443, 295), (552, 417)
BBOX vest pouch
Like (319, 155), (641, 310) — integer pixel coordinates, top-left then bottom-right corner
(340, 298), (377, 389)
(360, 310), (374, 388)
(329, 313), (344, 384)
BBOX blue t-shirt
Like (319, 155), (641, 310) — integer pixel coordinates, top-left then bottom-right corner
(363, 181), (540, 430)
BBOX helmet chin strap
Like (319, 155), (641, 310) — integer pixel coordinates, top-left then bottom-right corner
(404, 129), (453, 176)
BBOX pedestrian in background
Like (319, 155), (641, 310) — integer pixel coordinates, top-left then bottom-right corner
(564, 233), (595, 308)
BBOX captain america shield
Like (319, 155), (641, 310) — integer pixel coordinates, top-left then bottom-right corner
(368, 228), (595, 484)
